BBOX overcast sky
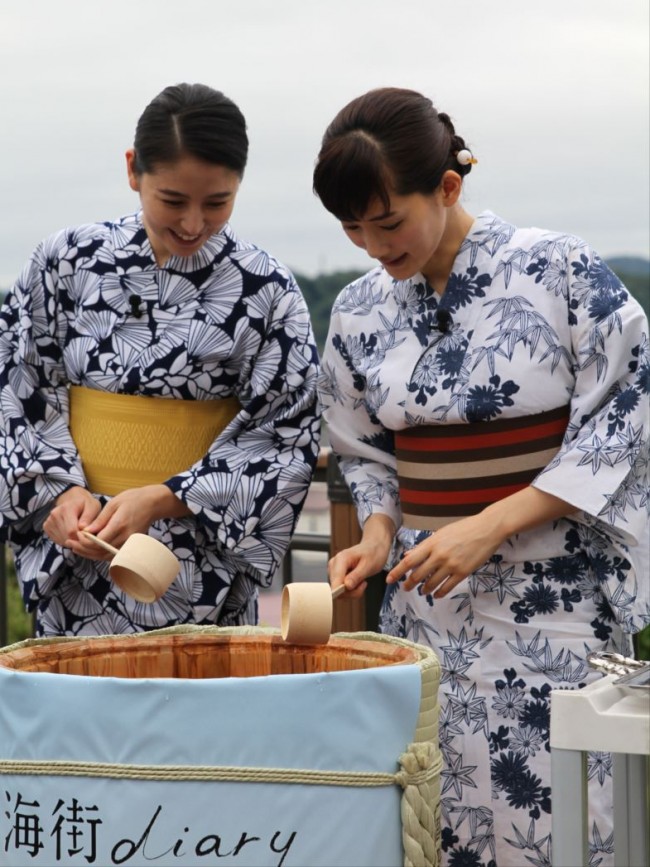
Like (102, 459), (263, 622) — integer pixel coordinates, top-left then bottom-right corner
(1, 0), (648, 287)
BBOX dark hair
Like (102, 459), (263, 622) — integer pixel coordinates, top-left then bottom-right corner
(313, 87), (473, 221)
(132, 83), (248, 177)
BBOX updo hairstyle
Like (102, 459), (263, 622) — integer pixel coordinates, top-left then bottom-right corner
(132, 83), (249, 178)
(313, 87), (473, 221)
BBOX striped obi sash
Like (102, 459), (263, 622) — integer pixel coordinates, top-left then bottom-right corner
(394, 405), (570, 531)
(69, 386), (240, 497)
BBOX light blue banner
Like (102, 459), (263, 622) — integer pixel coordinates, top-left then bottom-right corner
(0, 663), (422, 866)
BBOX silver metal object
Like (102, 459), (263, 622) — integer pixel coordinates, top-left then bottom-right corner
(587, 651), (650, 689)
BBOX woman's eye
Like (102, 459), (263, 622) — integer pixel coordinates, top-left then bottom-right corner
(162, 200), (184, 207)
(381, 221), (402, 231)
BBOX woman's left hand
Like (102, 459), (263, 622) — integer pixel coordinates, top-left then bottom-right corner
(69, 485), (192, 557)
(386, 511), (504, 597)
(386, 485), (576, 597)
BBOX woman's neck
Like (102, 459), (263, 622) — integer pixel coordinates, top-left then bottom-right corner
(423, 205), (474, 295)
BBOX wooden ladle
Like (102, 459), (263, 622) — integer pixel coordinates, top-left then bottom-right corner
(81, 530), (180, 604)
(281, 582), (347, 645)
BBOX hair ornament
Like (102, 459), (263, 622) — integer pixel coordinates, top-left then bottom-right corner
(456, 149), (477, 166)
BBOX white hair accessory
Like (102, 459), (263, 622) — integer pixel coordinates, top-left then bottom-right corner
(456, 149), (477, 166)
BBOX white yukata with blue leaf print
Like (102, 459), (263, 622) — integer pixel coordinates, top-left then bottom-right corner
(319, 211), (649, 867)
(0, 212), (321, 636)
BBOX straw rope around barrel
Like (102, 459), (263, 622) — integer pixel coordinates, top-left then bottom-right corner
(0, 625), (442, 867)
(0, 754), (442, 787)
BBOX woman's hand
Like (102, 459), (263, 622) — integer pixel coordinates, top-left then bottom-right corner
(386, 510), (504, 597)
(62, 485), (191, 560)
(329, 513), (395, 598)
(386, 486), (575, 598)
(43, 486), (102, 550)
(80, 485), (191, 548)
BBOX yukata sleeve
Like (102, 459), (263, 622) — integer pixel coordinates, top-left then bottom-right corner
(0, 239), (85, 544)
(164, 274), (321, 588)
(318, 300), (401, 533)
(533, 240), (650, 631)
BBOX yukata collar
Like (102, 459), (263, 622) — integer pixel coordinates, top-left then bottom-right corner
(166, 222), (235, 273)
(456, 210), (516, 261)
(119, 211), (235, 273)
(403, 210), (513, 286)
(396, 211), (515, 312)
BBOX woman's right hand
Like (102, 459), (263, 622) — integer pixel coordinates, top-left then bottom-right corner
(43, 486), (102, 551)
(329, 513), (395, 598)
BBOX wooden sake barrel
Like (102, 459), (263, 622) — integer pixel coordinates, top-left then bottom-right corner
(0, 626), (441, 867)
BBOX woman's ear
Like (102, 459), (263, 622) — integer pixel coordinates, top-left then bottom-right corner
(439, 170), (463, 207)
(125, 149), (140, 192)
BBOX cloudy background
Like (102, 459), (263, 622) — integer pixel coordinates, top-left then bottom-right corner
(1, 0), (648, 287)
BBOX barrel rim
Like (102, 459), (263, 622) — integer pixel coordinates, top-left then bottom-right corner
(0, 625), (435, 678)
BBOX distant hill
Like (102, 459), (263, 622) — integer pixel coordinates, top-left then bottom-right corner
(293, 270), (364, 349)
(607, 255), (650, 276)
(607, 256), (649, 319)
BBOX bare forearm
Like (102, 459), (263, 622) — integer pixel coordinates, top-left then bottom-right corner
(482, 485), (577, 545)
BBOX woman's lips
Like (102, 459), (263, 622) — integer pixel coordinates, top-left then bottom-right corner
(381, 253), (407, 267)
(170, 229), (203, 245)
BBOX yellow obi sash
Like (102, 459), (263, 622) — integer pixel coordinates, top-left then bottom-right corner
(69, 386), (240, 496)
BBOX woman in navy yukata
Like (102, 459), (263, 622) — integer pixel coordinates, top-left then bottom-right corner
(0, 83), (321, 637)
(313, 87), (649, 867)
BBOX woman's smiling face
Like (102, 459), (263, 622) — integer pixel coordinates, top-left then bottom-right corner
(126, 151), (241, 265)
(340, 187), (449, 284)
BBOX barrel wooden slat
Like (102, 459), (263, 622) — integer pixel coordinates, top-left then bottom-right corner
(0, 633), (420, 678)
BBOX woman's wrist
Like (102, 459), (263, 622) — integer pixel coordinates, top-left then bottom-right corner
(361, 513), (396, 549)
(482, 485), (576, 541)
(144, 484), (192, 521)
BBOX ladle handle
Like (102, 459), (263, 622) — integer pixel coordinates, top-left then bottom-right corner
(80, 530), (119, 557)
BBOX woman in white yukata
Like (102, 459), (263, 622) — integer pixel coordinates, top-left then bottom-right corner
(0, 83), (321, 637)
(313, 87), (649, 867)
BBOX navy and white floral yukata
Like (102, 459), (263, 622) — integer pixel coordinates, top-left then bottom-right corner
(0, 212), (321, 636)
(318, 211), (649, 867)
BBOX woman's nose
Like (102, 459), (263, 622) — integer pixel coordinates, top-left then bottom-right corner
(363, 232), (388, 259)
(180, 208), (205, 235)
